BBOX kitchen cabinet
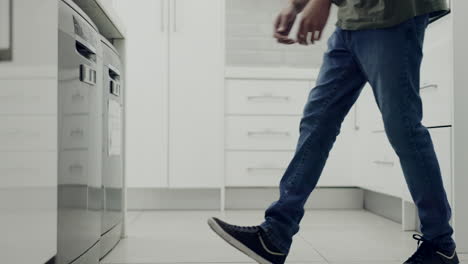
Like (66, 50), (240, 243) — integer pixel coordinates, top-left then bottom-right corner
(318, 113), (355, 187)
(226, 79), (312, 115)
(0, 0), (58, 78)
(0, 1), (58, 263)
(226, 151), (293, 187)
(168, 0), (224, 188)
(226, 116), (302, 151)
(224, 78), (355, 187)
(355, 84), (384, 132)
(113, 0), (225, 188)
(113, 0), (168, 188)
(224, 78), (310, 188)
(420, 14), (453, 127)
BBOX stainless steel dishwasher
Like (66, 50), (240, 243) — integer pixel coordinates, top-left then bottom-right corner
(100, 36), (124, 259)
(58, 0), (103, 263)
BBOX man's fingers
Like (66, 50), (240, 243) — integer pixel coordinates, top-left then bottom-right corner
(297, 19), (309, 45)
(274, 15), (281, 33)
(316, 29), (323, 41)
(274, 32), (295, 44)
(277, 16), (289, 33)
(299, 24), (324, 45)
(310, 30), (320, 44)
(281, 39), (296, 44)
(279, 39), (295, 45)
(273, 17), (294, 45)
(275, 14), (325, 46)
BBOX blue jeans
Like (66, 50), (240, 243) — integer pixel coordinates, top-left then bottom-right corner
(260, 14), (455, 253)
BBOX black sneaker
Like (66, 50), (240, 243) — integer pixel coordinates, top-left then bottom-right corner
(404, 234), (459, 264)
(207, 217), (287, 264)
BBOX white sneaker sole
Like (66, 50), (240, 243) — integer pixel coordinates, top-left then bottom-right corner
(207, 218), (273, 264)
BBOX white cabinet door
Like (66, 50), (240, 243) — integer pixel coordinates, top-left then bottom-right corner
(168, 0), (224, 187)
(420, 15), (453, 127)
(0, 0), (58, 77)
(0, 0), (11, 54)
(113, 0), (169, 187)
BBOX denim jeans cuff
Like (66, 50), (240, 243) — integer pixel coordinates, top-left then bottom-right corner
(260, 221), (290, 254)
(429, 236), (456, 252)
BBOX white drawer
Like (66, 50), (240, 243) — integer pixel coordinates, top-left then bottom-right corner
(401, 127), (452, 205)
(363, 131), (404, 198)
(61, 115), (89, 150)
(0, 152), (56, 188)
(420, 15), (452, 127)
(61, 84), (90, 115)
(59, 150), (88, 186)
(0, 79), (57, 115)
(0, 116), (57, 151)
(226, 79), (310, 115)
(226, 116), (301, 150)
(226, 151), (292, 187)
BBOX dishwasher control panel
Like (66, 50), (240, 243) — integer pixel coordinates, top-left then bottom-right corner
(80, 64), (97, 85)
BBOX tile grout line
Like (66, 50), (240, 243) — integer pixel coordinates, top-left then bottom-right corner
(127, 210), (145, 226)
(298, 234), (331, 264)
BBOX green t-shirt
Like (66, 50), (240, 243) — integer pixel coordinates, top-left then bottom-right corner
(332, 0), (450, 30)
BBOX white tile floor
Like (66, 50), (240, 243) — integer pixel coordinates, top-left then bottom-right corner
(103, 210), (467, 264)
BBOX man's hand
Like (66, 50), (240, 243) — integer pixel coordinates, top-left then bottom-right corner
(296, 0), (332, 45)
(273, 4), (300, 45)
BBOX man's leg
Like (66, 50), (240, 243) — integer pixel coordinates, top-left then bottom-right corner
(260, 28), (367, 253)
(352, 15), (456, 252)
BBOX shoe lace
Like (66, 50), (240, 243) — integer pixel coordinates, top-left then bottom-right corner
(226, 223), (259, 233)
(406, 234), (433, 264)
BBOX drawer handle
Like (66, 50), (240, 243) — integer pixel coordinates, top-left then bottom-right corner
(247, 130), (290, 137)
(420, 84), (438, 90)
(71, 92), (85, 102)
(373, 160), (395, 166)
(70, 129), (84, 138)
(69, 164), (84, 174)
(247, 167), (286, 172)
(0, 95), (39, 103)
(247, 94), (290, 102)
(1, 128), (20, 136)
